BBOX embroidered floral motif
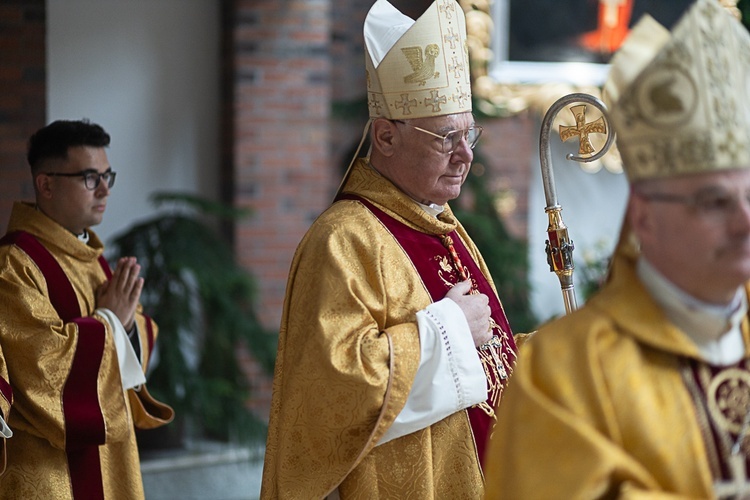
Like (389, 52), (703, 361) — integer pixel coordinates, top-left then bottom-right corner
(434, 255), (456, 288)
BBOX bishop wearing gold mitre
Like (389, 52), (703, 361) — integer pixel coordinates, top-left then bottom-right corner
(261, 0), (521, 498)
(485, 0), (750, 498)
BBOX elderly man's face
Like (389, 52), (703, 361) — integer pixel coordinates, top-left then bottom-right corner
(389, 112), (475, 206)
(632, 168), (750, 304)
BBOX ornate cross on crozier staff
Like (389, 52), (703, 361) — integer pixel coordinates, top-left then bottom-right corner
(539, 93), (615, 314)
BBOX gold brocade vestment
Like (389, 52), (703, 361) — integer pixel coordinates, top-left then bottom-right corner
(261, 159), (515, 499)
(485, 230), (750, 499)
(0, 202), (168, 500)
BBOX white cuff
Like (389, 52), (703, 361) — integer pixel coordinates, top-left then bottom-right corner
(0, 415), (11, 438)
(95, 308), (146, 390)
(377, 298), (487, 445)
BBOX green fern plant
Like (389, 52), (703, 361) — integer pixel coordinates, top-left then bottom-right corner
(108, 192), (277, 445)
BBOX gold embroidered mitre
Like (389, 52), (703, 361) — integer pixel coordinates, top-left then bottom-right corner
(603, 0), (750, 181)
(364, 0), (472, 120)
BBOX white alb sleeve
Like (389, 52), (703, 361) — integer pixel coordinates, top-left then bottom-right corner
(0, 415), (11, 438)
(377, 297), (487, 446)
(95, 308), (146, 390)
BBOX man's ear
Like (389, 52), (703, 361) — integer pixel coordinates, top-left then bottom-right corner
(371, 118), (398, 157)
(35, 173), (53, 200)
(628, 190), (656, 246)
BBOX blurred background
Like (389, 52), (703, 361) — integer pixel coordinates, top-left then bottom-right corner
(3, 0), (749, 498)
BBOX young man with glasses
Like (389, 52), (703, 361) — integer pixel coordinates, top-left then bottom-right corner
(0, 119), (172, 499)
(485, 1), (750, 497)
(261, 1), (521, 498)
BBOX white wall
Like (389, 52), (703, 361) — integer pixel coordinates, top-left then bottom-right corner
(47, 0), (220, 244)
(527, 127), (629, 323)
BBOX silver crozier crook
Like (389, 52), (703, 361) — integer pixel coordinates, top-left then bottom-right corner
(539, 93), (615, 314)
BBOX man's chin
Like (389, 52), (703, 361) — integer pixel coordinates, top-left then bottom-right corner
(736, 264), (750, 284)
(86, 216), (104, 228)
(717, 261), (750, 290)
(437, 185), (463, 203)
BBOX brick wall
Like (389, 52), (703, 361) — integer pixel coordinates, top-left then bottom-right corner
(229, 0), (333, 328)
(0, 1), (46, 235)
(227, 0), (335, 418)
(479, 115), (534, 239)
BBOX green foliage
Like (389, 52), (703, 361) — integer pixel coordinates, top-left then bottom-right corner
(739, 0), (750, 30)
(453, 152), (538, 333)
(331, 96), (369, 121)
(108, 192), (277, 444)
(576, 240), (612, 302)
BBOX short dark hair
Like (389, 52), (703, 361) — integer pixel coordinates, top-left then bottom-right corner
(27, 119), (111, 173)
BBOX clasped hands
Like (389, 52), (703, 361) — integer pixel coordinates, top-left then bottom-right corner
(95, 256), (144, 332)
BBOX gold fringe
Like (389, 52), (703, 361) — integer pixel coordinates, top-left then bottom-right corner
(474, 336), (507, 418)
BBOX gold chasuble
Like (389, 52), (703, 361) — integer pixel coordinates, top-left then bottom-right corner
(486, 233), (750, 498)
(262, 159), (517, 499)
(0, 202), (172, 500)
(486, 1), (750, 497)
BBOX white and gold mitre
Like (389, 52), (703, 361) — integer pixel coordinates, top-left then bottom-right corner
(603, 0), (750, 182)
(364, 0), (472, 120)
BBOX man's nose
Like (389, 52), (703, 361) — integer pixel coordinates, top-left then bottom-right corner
(731, 194), (750, 232)
(95, 178), (110, 196)
(451, 135), (473, 162)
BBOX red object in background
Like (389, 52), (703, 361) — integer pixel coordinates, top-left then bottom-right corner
(579, 0), (634, 54)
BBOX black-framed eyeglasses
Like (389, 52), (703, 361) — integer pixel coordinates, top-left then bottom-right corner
(393, 120), (483, 154)
(638, 190), (750, 216)
(44, 169), (116, 190)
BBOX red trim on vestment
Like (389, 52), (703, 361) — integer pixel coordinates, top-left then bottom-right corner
(63, 317), (106, 500)
(66, 447), (105, 500)
(0, 231), (106, 500)
(143, 315), (155, 355)
(0, 228), (15, 404)
(336, 195), (518, 468)
(98, 255), (112, 279)
(2, 231), (81, 320)
(0, 376), (11, 409)
(63, 317), (107, 447)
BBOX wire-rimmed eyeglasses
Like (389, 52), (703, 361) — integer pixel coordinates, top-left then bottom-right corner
(393, 120), (483, 154)
(44, 169), (116, 190)
(638, 189), (750, 217)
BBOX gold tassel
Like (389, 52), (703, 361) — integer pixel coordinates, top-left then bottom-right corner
(474, 336), (508, 418)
